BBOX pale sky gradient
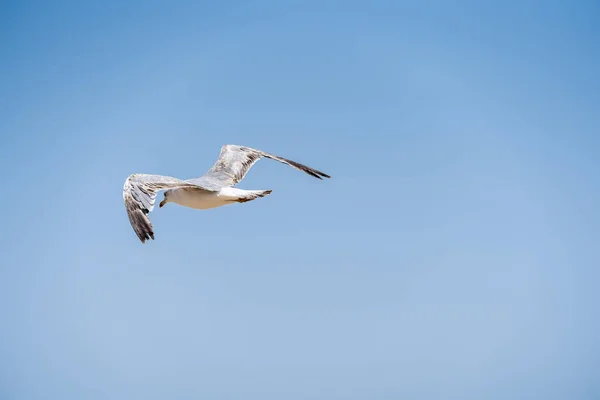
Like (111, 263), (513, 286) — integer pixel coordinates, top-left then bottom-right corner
(1, 1), (599, 399)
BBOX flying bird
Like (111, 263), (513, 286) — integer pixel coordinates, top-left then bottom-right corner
(123, 144), (331, 243)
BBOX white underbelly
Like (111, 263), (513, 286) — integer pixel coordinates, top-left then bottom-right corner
(171, 189), (227, 210)
(171, 187), (243, 210)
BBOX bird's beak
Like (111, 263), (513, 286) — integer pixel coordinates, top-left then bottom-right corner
(159, 198), (167, 208)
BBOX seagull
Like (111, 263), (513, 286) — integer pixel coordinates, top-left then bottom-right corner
(123, 144), (331, 243)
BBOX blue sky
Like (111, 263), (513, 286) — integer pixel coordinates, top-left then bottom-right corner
(0, 1), (599, 399)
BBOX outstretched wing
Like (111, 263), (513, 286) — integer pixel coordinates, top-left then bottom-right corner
(187, 144), (331, 189)
(123, 174), (210, 243)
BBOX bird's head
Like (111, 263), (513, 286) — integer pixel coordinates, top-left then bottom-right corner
(159, 190), (171, 208)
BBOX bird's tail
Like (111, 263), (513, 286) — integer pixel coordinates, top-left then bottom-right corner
(233, 189), (273, 203)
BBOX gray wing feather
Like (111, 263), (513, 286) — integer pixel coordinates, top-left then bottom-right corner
(122, 174), (212, 243)
(187, 144), (331, 188)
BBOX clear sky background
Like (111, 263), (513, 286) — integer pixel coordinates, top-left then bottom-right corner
(1, 1), (598, 399)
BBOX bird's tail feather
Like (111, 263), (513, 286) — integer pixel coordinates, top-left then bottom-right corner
(233, 189), (273, 203)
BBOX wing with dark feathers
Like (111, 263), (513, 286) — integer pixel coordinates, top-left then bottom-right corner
(187, 144), (331, 189)
(122, 174), (211, 243)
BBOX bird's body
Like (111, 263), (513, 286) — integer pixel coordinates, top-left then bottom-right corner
(122, 144), (330, 243)
(163, 186), (272, 210)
